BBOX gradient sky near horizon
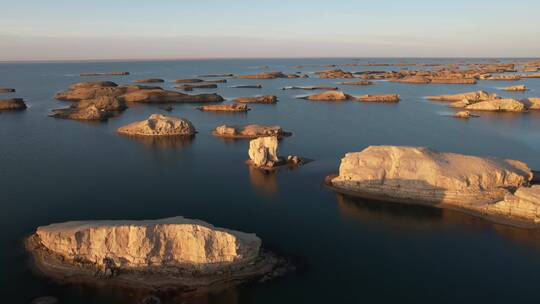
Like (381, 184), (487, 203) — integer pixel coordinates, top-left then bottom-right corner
(1, 0), (540, 61)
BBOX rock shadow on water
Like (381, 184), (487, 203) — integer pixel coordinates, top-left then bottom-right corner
(122, 134), (195, 151)
(248, 165), (279, 197)
(335, 193), (540, 251)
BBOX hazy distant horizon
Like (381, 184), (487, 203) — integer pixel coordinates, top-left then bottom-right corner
(2, 0), (540, 61)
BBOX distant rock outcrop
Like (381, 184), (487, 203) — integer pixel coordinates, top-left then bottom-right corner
(134, 78), (164, 83)
(464, 99), (527, 112)
(427, 91), (498, 102)
(452, 111), (478, 119)
(0, 98), (27, 111)
(117, 114), (196, 136)
(175, 83), (218, 91)
(247, 137), (305, 169)
(502, 85), (528, 92)
(238, 72), (287, 79)
(80, 72), (129, 76)
(338, 80), (373, 85)
(213, 124), (291, 139)
(120, 89), (224, 103)
(358, 94), (400, 102)
(315, 69), (354, 78)
(51, 96), (126, 121)
(233, 95), (278, 104)
(282, 86), (339, 90)
(197, 104), (250, 112)
(300, 91), (352, 101)
(0, 87), (16, 93)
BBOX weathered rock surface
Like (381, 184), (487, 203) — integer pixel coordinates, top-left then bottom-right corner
(120, 89), (224, 103)
(69, 81), (118, 90)
(0, 87), (16, 93)
(118, 114), (196, 136)
(197, 104), (249, 112)
(358, 94), (400, 103)
(330, 146), (533, 214)
(213, 124), (290, 139)
(428, 90), (498, 102)
(430, 77), (477, 84)
(249, 137), (280, 167)
(0, 98), (27, 111)
(301, 91), (352, 101)
(524, 98), (540, 110)
(134, 78), (164, 83)
(238, 72), (287, 79)
(231, 85), (262, 89)
(487, 185), (540, 224)
(485, 74), (522, 81)
(233, 95), (277, 104)
(465, 99), (527, 112)
(26, 216), (288, 291)
(51, 96), (126, 121)
(502, 85), (528, 92)
(315, 69), (354, 78)
(392, 76), (430, 84)
(452, 111), (478, 119)
(198, 73), (234, 78)
(80, 72), (129, 76)
(173, 79), (204, 83)
(55, 84), (159, 101)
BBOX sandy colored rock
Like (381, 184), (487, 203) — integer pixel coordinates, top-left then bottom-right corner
(134, 78), (164, 83)
(69, 81), (118, 90)
(338, 80), (374, 85)
(0, 87), (16, 93)
(315, 69), (354, 78)
(330, 146), (532, 207)
(51, 96), (126, 121)
(0, 98), (27, 111)
(465, 99), (527, 112)
(452, 111), (478, 119)
(120, 89), (224, 103)
(233, 95), (277, 104)
(502, 85), (528, 92)
(55, 85), (160, 101)
(430, 77), (477, 84)
(428, 90), (498, 102)
(485, 74), (522, 81)
(175, 83), (218, 91)
(173, 79), (204, 83)
(392, 76), (431, 84)
(487, 186), (540, 224)
(301, 90), (352, 101)
(197, 104), (249, 112)
(358, 94), (400, 103)
(118, 114), (196, 136)
(213, 124), (290, 139)
(238, 72), (287, 79)
(520, 73), (540, 78)
(524, 97), (540, 110)
(448, 99), (472, 109)
(282, 86), (338, 90)
(249, 137), (280, 167)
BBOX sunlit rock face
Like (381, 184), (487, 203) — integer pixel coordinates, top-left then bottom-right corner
(248, 137), (280, 167)
(117, 114), (196, 136)
(34, 216), (262, 269)
(331, 146), (532, 206)
(488, 186), (540, 223)
(428, 90), (498, 102)
(214, 124), (289, 139)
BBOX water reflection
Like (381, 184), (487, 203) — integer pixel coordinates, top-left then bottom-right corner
(124, 134), (195, 150)
(336, 194), (540, 250)
(248, 165), (278, 196)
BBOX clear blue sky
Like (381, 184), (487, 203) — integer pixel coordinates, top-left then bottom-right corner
(1, 0), (539, 60)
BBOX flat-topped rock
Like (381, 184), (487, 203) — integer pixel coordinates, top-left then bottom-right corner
(338, 80), (373, 85)
(213, 124), (291, 139)
(173, 79), (204, 83)
(198, 73), (234, 78)
(430, 77), (477, 84)
(0, 98), (27, 111)
(69, 81), (118, 90)
(301, 90), (352, 101)
(282, 86), (339, 90)
(233, 95), (277, 104)
(55, 85), (160, 101)
(175, 83), (218, 91)
(428, 90), (498, 102)
(26, 216), (288, 291)
(358, 94), (400, 102)
(392, 76), (430, 84)
(487, 185), (540, 224)
(0, 87), (16, 93)
(315, 69), (354, 78)
(238, 72), (287, 79)
(502, 85), (528, 91)
(328, 146), (533, 226)
(80, 72), (129, 76)
(134, 78), (164, 83)
(465, 99), (527, 112)
(231, 85), (263, 89)
(118, 114), (196, 136)
(485, 74), (522, 81)
(197, 104), (250, 112)
(120, 89), (224, 103)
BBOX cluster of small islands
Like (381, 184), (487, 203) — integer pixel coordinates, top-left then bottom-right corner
(2, 59), (540, 303)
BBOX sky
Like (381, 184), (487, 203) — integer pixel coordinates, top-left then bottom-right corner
(1, 0), (540, 61)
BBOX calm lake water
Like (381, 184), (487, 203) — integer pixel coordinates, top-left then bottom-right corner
(1, 58), (540, 304)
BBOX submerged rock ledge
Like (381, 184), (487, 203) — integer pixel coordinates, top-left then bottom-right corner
(326, 146), (539, 227)
(26, 216), (289, 292)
